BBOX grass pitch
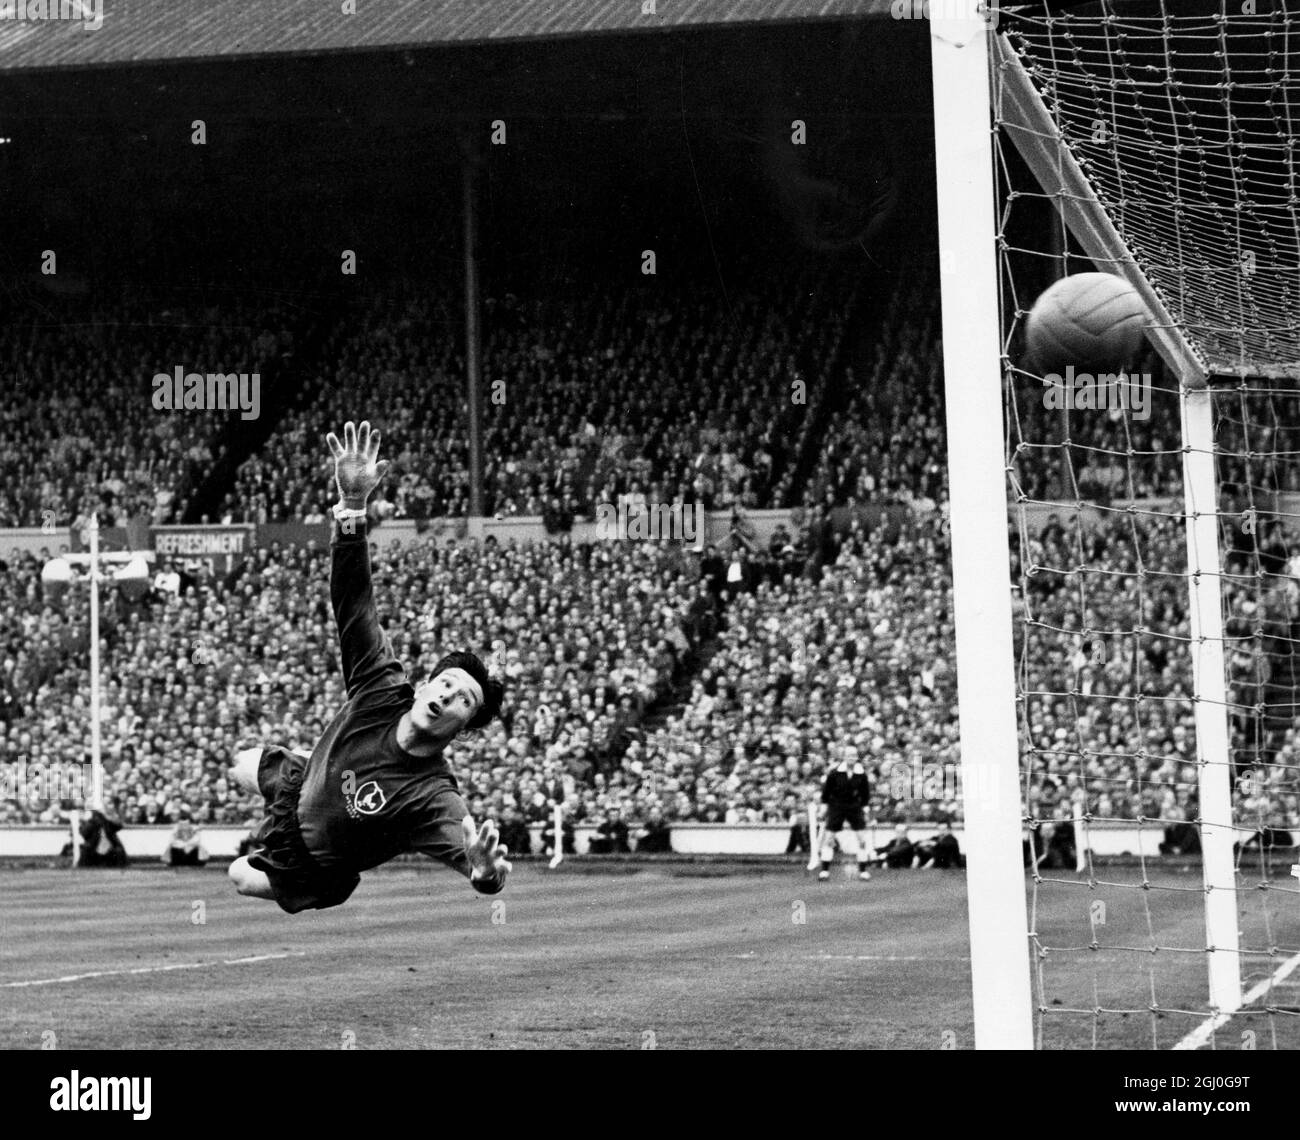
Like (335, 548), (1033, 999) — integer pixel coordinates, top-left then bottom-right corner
(2, 863), (1296, 1049)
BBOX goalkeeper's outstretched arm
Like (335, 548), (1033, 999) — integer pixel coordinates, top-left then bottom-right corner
(325, 420), (399, 698)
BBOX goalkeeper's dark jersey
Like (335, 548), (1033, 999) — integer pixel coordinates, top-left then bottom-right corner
(822, 765), (870, 808)
(294, 519), (473, 880)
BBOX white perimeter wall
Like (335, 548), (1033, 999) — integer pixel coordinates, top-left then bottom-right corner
(0, 821), (1241, 860)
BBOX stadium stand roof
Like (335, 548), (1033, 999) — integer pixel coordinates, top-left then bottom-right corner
(0, 0), (896, 71)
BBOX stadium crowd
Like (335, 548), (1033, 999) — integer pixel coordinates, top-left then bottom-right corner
(0, 290), (295, 533)
(630, 512), (961, 828)
(801, 269), (947, 516)
(1, 275), (1298, 849)
(5, 500), (1294, 838)
(0, 533), (708, 833)
(224, 266), (858, 524)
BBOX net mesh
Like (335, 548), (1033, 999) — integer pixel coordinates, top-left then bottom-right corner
(1004, 0), (1300, 379)
(995, 1), (1300, 1049)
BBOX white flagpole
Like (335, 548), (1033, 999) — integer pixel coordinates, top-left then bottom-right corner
(88, 515), (104, 813)
(548, 801), (563, 869)
(70, 809), (82, 867)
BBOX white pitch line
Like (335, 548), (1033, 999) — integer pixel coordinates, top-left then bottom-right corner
(730, 953), (968, 962)
(804, 954), (951, 962)
(1172, 950), (1300, 1051)
(1, 951), (306, 989)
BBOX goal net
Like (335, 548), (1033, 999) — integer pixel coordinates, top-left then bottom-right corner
(992, 0), (1300, 1049)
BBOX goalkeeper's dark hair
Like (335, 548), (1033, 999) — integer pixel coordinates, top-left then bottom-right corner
(428, 650), (504, 730)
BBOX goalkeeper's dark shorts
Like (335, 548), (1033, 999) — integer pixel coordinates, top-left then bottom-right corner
(825, 804), (867, 832)
(246, 745), (361, 914)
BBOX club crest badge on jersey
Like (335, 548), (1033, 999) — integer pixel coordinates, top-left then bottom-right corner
(351, 781), (387, 817)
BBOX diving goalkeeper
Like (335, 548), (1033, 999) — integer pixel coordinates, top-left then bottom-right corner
(226, 420), (511, 913)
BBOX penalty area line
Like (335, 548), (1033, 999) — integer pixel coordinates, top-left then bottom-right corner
(1172, 949), (1300, 1051)
(1, 951), (306, 989)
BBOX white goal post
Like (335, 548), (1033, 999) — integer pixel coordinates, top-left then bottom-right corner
(930, 2), (1035, 1049)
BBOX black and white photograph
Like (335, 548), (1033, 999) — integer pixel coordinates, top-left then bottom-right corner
(0, 0), (1297, 1110)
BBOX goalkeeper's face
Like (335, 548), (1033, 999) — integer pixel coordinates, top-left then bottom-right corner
(410, 667), (485, 739)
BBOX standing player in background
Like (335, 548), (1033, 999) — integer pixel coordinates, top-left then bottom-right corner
(816, 746), (873, 881)
(226, 420), (511, 913)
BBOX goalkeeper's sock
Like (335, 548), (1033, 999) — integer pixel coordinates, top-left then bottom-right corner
(857, 861), (870, 875)
(820, 860), (832, 874)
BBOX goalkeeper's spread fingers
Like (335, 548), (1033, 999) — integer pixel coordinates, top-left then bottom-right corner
(326, 431), (345, 459)
(365, 428), (382, 462)
(461, 815), (477, 850)
(343, 420), (358, 450)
